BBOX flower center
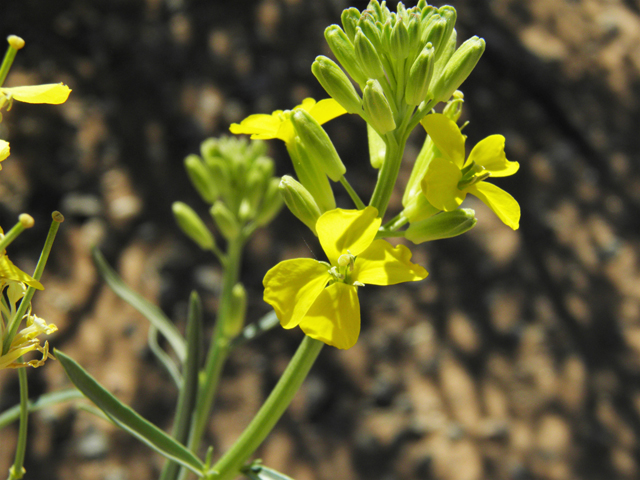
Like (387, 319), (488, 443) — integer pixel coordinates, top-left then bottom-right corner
(457, 161), (490, 190)
(328, 250), (360, 286)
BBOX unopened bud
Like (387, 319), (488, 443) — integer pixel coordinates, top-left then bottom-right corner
(312, 56), (362, 114)
(354, 28), (386, 80)
(291, 109), (346, 182)
(367, 123), (385, 169)
(405, 208), (476, 244)
(421, 15), (447, 55)
(341, 7), (361, 42)
(442, 90), (464, 122)
(224, 283), (247, 338)
(324, 25), (368, 85)
(363, 79), (396, 135)
(243, 157), (275, 217)
(185, 155), (218, 204)
(405, 43), (435, 105)
(287, 138), (336, 213)
(438, 6), (458, 54)
(173, 202), (215, 250)
(358, 14), (383, 52)
(430, 36), (485, 103)
(279, 176), (322, 235)
(19, 214), (34, 229)
(210, 201), (240, 240)
(390, 18), (410, 59)
(254, 177), (283, 227)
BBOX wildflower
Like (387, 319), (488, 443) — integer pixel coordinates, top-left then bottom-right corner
(263, 207), (427, 349)
(229, 98), (346, 146)
(420, 113), (520, 229)
(0, 139), (8, 165)
(0, 281), (55, 369)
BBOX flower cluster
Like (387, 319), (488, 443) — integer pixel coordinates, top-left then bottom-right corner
(228, 1), (521, 350)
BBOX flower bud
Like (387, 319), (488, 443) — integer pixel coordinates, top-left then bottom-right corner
(203, 156), (230, 202)
(210, 201), (240, 240)
(7, 35), (25, 50)
(367, 123), (385, 169)
(442, 90), (464, 122)
(430, 36), (485, 103)
(432, 29), (457, 79)
(324, 25), (368, 85)
(279, 175), (322, 235)
(341, 7), (360, 42)
(421, 15), (447, 55)
(390, 18), (410, 59)
(405, 208), (477, 244)
(363, 79), (396, 135)
(358, 14), (383, 52)
(405, 43), (435, 105)
(254, 177), (283, 227)
(184, 154), (218, 204)
(438, 5), (458, 52)
(288, 138), (336, 213)
(172, 201), (215, 250)
(223, 283), (247, 338)
(291, 109), (346, 182)
(354, 27), (386, 80)
(312, 56), (362, 114)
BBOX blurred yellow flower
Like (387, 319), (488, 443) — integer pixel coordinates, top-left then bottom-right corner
(420, 113), (520, 229)
(0, 83), (71, 106)
(263, 207), (427, 349)
(229, 97), (346, 145)
(0, 140), (8, 166)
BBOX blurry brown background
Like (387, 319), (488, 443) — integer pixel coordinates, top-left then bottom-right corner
(1, 0), (640, 479)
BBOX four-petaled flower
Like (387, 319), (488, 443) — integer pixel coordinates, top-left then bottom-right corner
(229, 97), (346, 146)
(420, 113), (520, 230)
(263, 207), (428, 349)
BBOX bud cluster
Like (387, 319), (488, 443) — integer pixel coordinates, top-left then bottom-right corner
(312, 0), (485, 137)
(174, 137), (283, 250)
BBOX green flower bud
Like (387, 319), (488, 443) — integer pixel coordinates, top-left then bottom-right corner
(324, 25), (368, 85)
(405, 208), (477, 244)
(354, 27), (386, 80)
(254, 177), (283, 227)
(243, 157), (275, 218)
(287, 138), (336, 212)
(363, 79), (396, 135)
(442, 90), (464, 122)
(381, 20), (393, 53)
(432, 29), (457, 79)
(405, 43), (435, 106)
(438, 5), (458, 53)
(390, 18), (410, 59)
(279, 175), (322, 235)
(291, 109), (346, 182)
(358, 14), (383, 52)
(200, 137), (221, 161)
(367, 123), (386, 170)
(223, 283), (247, 339)
(172, 201), (215, 250)
(210, 201), (240, 240)
(430, 36), (485, 103)
(184, 154), (218, 204)
(341, 7), (361, 42)
(312, 56), (362, 114)
(406, 13), (422, 54)
(203, 155), (230, 202)
(421, 15), (447, 56)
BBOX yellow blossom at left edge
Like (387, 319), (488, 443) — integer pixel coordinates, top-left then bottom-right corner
(0, 83), (71, 105)
(0, 140), (9, 167)
(229, 97), (346, 145)
(263, 207), (428, 349)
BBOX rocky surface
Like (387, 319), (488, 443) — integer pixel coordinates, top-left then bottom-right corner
(1, 1), (640, 479)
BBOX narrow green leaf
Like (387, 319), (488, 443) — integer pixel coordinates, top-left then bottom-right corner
(55, 349), (204, 476)
(160, 291), (203, 480)
(92, 248), (186, 362)
(0, 389), (84, 430)
(148, 324), (183, 388)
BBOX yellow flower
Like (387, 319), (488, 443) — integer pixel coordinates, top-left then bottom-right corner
(0, 140), (9, 166)
(229, 97), (346, 145)
(420, 113), (520, 230)
(0, 282), (56, 369)
(263, 207), (428, 349)
(0, 254), (44, 290)
(0, 83), (71, 106)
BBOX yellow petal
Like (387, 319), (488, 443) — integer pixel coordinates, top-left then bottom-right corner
(352, 240), (428, 285)
(467, 135), (519, 177)
(1, 83), (71, 104)
(0, 140), (9, 164)
(0, 255), (44, 289)
(317, 206), (380, 264)
(420, 113), (465, 167)
(229, 113), (282, 140)
(298, 282), (360, 349)
(263, 258), (331, 329)
(308, 98), (347, 125)
(421, 157), (465, 211)
(468, 182), (520, 230)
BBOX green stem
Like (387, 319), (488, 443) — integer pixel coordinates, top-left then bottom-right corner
(2, 212), (63, 355)
(0, 216), (31, 253)
(0, 39), (20, 88)
(6, 359), (28, 480)
(185, 238), (244, 456)
(368, 135), (404, 219)
(339, 177), (365, 210)
(210, 336), (324, 480)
